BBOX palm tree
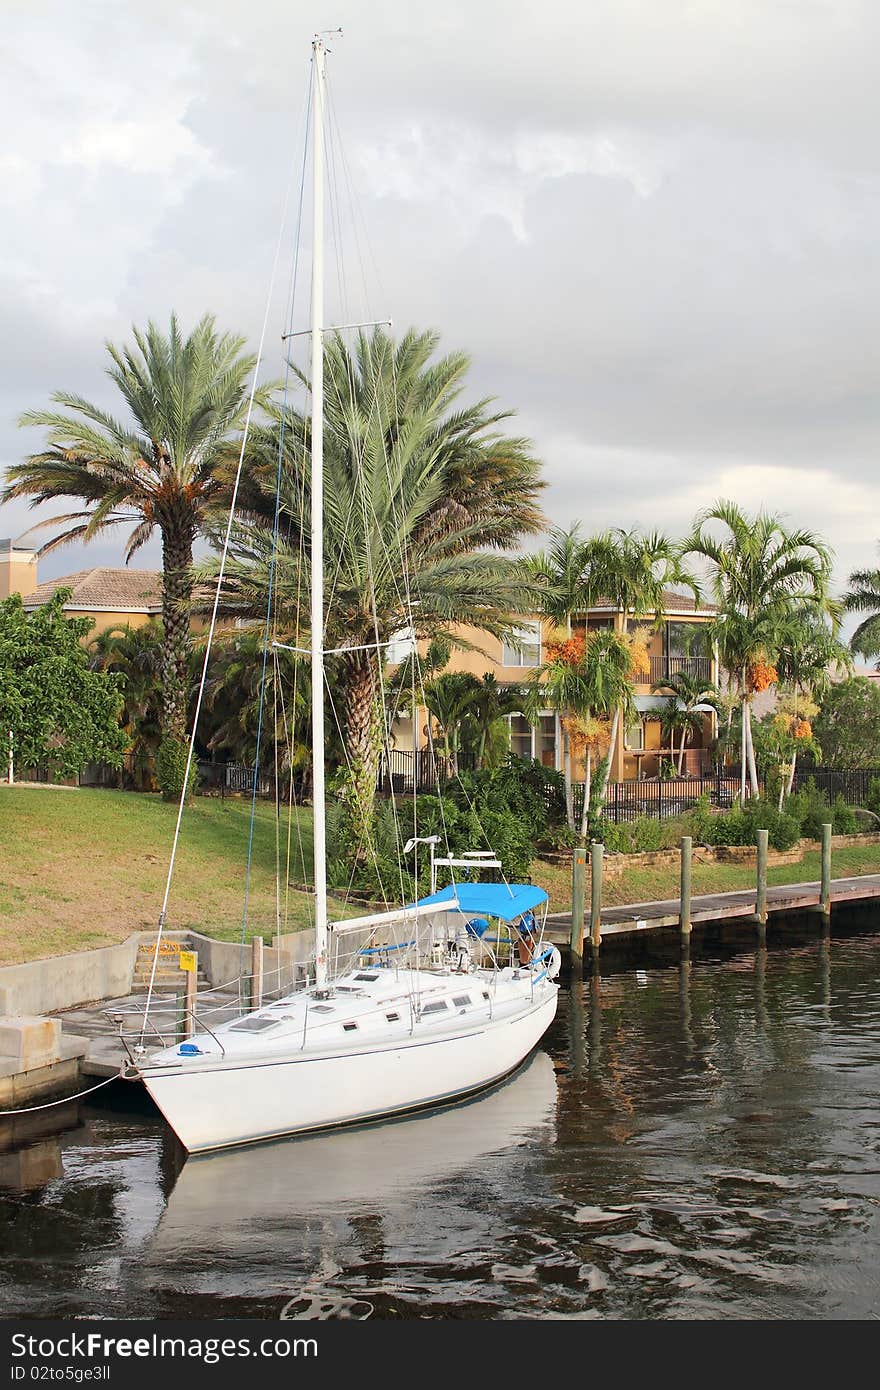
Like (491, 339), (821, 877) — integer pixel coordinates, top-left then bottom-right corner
(204, 327), (543, 850)
(844, 552), (880, 664)
(526, 627), (635, 838)
(88, 621), (164, 789)
(653, 669), (718, 775)
(5, 314), (272, 758)
(591, 528), (699, 804)
(682, 501), (833, 800)
(520, 525), (616, 825)
(467, 674), (523, 770)
(772, 606), (850, 799)
(423, 672), (482, 776)
(201, 628), (311, 788)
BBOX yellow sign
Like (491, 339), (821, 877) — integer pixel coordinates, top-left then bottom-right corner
(179, 951), (197, 973)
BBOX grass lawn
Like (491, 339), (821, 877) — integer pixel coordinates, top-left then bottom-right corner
(0, 785), (316, 966)
(4, 785), (880, 966)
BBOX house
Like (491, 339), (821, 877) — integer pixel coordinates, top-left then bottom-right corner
(391, 592), (719, 783)
(2, 538), (163, 634)
(3, 540), (719, 785)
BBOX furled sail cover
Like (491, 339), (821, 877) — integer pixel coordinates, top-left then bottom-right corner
(415, 882), (548, 924)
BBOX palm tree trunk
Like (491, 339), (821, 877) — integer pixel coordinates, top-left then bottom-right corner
(597, 707), (620, 809)
(787, 750), (797, 798)
(579, 746), (592, 842)
(160, 524), (194, 741)
(740, 672), (747, 804)
(563, 727), (574, 831)
(342, 651), (381, 854)
(744, 700), (760, 797)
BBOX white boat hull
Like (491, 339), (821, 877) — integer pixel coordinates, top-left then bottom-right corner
(141, 991), (557, 1154)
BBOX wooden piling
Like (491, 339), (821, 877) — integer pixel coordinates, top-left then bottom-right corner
(183, 952), (197, 1039)
(251, 936), (264, 1011)
(756, 828), (768, 927)
(570, 845), (586, 974)
(680, 836), (692, 939)
(590, 842), (603, 958)
(820, 821), (832, 919)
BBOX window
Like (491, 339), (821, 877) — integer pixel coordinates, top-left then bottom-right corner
(536, 713), (557, 770)
(421, 1000), (449, 1015)
(386, 627), (415, 664)
(625, 720), (644, 751)
(311, 1005), (334, 1014)
(342, 1022), (358, 1032)
(502, 621), (541, 668)
(509, 713), (532, 761)
(666, 622), (709, 660)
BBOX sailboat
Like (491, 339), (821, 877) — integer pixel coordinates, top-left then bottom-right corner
(128, 35), (560, 1155)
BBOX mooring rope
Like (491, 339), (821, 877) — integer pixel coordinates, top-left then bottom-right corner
(0, 1072), (122, 1118)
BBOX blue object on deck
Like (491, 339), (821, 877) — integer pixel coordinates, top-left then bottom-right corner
(465, 917), (489, 938)
(416, 881), (548, 924)
(178, 1043), (202, 1055)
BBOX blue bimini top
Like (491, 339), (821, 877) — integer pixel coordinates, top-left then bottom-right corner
(415, 882), (548, 925)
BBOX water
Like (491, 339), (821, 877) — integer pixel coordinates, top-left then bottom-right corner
(2, 927), (880, 1320)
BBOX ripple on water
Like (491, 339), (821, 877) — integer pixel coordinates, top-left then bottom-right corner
(4, 931), (880, 1319)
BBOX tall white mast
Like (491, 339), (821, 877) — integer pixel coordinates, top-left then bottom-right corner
(311, 36), (328, 987)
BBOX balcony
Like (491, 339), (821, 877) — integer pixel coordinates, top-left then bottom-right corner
(648, 654), (713, 687)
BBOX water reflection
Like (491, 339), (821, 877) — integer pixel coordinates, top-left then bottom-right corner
(1, 927), (879, 1319)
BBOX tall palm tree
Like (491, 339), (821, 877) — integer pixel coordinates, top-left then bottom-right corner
(773, 606), (850, 798)
(521, 525), (695, 825)
(525, 627), (635, 837)
(204, 327), (543, 850)
(5, 313), (272, 754)
(844, 551), (880, 664)
(520, 525), (616, 825)
(682, 501), (834, 799)
(592, 528), (700, 804)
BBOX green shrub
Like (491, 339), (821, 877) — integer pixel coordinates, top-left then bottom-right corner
(784, 781), (857, 838)
(831, 793), (857, 835)
(705, 799), (800, 851)
(599, 816), (680, 854)
(156, 736), (198, 803)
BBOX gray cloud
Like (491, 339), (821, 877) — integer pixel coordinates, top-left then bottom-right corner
(2, 0), (878, 598)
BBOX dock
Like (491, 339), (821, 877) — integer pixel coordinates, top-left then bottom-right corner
(546, 872), (880, 945)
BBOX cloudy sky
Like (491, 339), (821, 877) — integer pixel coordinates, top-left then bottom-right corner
(2, 0), (879, 604)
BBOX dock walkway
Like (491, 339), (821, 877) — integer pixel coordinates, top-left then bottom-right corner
(546, 873), (880, 943)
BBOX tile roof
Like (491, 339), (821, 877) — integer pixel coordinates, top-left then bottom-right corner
(587, 589), (717, 614)
(23, 568), (162, 613)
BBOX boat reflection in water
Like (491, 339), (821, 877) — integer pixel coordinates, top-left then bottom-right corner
(141, 1050), (558, 1310)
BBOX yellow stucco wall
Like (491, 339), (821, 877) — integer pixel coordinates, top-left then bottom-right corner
(0, 552), (38, 600)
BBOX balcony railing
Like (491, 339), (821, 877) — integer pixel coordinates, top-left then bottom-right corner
(648, 654), (713, 686)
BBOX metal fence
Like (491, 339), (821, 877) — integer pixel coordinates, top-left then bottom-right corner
(572, 773), (743, 824)
(377, 747), (455, 795)
(790, 767), (880, 807)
